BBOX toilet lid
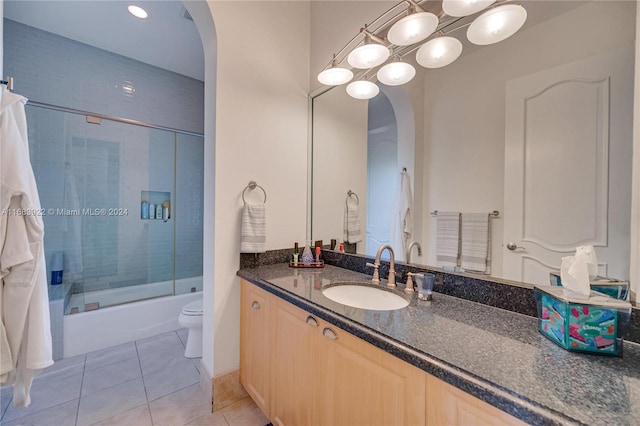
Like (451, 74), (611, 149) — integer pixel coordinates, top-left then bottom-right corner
(182, 299), (203, 315)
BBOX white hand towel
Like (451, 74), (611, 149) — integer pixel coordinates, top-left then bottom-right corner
(436, 212), (460, 268)
(240, 203), (266, 253)
(343, 201), (362, 244)
(460, 213), (490, 273)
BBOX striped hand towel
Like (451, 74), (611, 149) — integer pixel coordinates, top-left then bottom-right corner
(460, 213), (490, 274)
(436, 212), (460, 268)
(343, 202), (362, 244)
(240, 203), (266, 253)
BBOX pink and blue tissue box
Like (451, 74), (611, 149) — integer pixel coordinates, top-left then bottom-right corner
(549, 272), (630, 301)
(534, 285), (632, 356)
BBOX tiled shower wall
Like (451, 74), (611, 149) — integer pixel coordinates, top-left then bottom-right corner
(3, 19), (204, 134)
(3, 19), (204, 293)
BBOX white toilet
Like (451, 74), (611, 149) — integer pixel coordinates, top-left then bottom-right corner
(178, 298), (203, 358)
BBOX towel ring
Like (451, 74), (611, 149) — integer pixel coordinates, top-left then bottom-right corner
(346, 190), (359, 207)
(242, 181), (267, 204)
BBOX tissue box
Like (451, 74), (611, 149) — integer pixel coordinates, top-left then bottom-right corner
(549, 272), (630, 301)
(534, 286), (632, 356)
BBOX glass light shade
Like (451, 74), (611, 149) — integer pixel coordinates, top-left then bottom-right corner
(128, 5), (148, 19)
(377, 62), (416, 86)
(387, 12), (439, 46)
(416, 37), (463, 68)
(467, 4), (527, 45)
(442, 0), (495, 17)
(347, 43), (390, 69)
(346, 81), (380, 100)
(317, 67), (354, 86)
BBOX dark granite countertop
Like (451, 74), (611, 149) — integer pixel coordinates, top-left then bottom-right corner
(238, 263), (640, 426)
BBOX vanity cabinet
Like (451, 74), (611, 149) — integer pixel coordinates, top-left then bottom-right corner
(270, 297), (316, 426)
(239, 279), (271, 417)
(314, 317), (426, 426)
(426, 375), (526, 426)
(240, 279), (524, 426)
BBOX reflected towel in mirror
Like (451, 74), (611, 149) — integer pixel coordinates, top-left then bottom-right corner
(343, 200), (362, 244)
(460, 213), (490, 274)
(436, 212), (460, 268)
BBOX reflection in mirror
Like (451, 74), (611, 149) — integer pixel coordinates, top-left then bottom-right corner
(311, 1), (636, 296)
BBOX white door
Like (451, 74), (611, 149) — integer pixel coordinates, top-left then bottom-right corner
(503, 47), (634, 285)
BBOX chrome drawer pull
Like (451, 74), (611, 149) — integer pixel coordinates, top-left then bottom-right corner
(306, 316), (319, 327)
(322, 327), (339, 340)
(251, 301), (260, 309)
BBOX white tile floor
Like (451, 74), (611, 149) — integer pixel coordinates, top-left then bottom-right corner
(0, 329), (268, 426)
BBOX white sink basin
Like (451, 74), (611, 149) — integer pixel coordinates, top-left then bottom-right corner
(322, 282), (409, 311)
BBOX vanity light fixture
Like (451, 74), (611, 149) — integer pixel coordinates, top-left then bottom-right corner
(127, 5), (148, 19)
(442, 0), (495, 17)
(318, 64), (354, 86)
(319, 0), (528, 98)
(387, 8), (439, 46)
(377, 60), (416, 86)
(416, 36), (463, 68)
(467, 4), (527, 45)
(346, 80), (380, 100)
(347, 31), (390, 69)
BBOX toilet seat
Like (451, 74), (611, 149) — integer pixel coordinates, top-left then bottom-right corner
(181, 299), (203, 316)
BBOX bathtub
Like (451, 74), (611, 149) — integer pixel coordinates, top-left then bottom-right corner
(62, 276), (202, 357)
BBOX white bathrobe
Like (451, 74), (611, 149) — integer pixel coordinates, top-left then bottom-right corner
(0, 86), (53, 407)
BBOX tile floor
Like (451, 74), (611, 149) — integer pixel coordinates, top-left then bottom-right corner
(0, 329), (268, 426)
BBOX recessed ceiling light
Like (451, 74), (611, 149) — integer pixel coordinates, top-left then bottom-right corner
(128, 5), (148, 19)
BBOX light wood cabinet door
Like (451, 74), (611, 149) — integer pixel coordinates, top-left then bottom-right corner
(240, 279), (271, 417)
(314, 319), (426, 426)
(426, 374), (526, 426)
(270, 298), (317, 426)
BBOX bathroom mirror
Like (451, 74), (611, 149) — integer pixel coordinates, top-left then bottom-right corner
(311, 0), (637, 293)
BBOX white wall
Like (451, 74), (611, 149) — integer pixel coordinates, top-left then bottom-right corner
(183, 0), (217, 381)
(631, 5), (640, 304)
(421, 1), (636, 277)
(207, 1), (310, 376)
(312, 88), (368, 252)
(1, 0), (3, 78)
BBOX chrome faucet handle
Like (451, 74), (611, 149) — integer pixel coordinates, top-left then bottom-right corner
(366, 262), (380, 283)
(405, 272), (415, 293)
(387, 270), (396, 288)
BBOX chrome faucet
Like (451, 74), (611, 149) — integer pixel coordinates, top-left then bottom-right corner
(366, 244), (396, 288)
(407, 241), (422, 264)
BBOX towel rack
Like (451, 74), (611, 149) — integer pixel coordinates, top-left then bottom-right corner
(346, 190), (359, 206)
(431, 210), (500, 217)
(242, 181), (267, 204)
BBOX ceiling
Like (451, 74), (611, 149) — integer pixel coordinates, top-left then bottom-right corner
(4, 0), (205, 81)
(4, 1), (588, 86)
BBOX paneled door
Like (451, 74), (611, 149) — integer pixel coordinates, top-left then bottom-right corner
(503, 47), (634, 285)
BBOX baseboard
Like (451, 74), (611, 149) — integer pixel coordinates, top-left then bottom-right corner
(212, 369), (249, 412)
(199, 359), (213, 411)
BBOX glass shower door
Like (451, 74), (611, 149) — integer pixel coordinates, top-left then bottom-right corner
(27, 105), (178, 311)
